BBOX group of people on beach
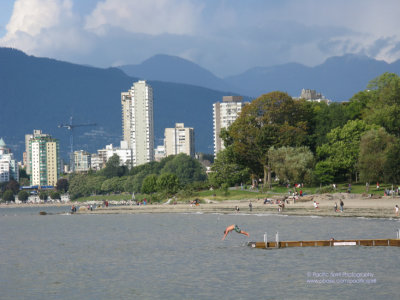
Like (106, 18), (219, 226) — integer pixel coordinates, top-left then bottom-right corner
(333, 200), (344, 212)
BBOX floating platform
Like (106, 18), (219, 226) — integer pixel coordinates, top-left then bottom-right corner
(248, 239), (400, 249)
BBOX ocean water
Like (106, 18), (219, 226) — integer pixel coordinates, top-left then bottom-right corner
(0, 207), (399, 299)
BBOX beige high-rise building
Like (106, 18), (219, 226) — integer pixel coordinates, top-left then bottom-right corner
(213, 96), (244, 157)
(164, 123), (195, 157)
(121, 80), (154, 166)
(29, 134), (60, 186)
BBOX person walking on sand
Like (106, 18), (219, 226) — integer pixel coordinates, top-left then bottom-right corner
(249, 201), (253, 212)
(222, 225), (249, 240)
(340, 200), (344, 212)
(334, 202), (338, 212)
(395, 205), (399, 216)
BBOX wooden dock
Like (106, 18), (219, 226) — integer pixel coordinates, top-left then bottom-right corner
(247, 239), (400, 249)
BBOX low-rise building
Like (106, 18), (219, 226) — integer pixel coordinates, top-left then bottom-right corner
(96, 141), (133, 168)
(154, 145), (166, 161)
(74, 150), (91, 172)
(297, 89), (331, 104)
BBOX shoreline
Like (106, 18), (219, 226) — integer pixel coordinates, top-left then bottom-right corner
(2, 193), (399, 219)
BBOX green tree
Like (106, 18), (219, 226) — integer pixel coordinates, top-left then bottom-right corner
(157, 173), (179, 195)
(209, 148), (250, 187)
(358, 128), (396, 183)
(39, 190), (48, 201)
(6, 179), (19, 194)
(2, 190), (14, 202)
(316, 119), (375, 182)
(123, 175), (136, 193)
(160, 153), (206, 186)
(312, 102), (352, 147)
(346, 90), (373, 120)
(68, 173), (88, 199)
(101, 177), (127, 194)
(18, 168), (30, 186)
(17, 190), (29, 202)
(227, 91), (312, 187)
(313, 161), (335, 185)
(49, 191), (61, 200)
(141, 174), (158, 194)
(131, 171), (149, 193)
(363, 73), (400, 136)
(86, 175), (106, 195)
(101, 154), (127, 178)
(269, 146), (314, 184)
(383, 140), (400, 184)
(56, 178), (69, 193)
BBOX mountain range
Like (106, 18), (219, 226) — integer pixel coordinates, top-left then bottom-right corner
(119, 53), (400, 101)
(0, 48), (239, 160)
(1, 47), (400, 161)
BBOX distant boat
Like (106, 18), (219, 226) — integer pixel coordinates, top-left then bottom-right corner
(39, 211), (47, 215)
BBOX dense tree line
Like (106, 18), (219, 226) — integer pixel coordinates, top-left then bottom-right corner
(67, 153), (207, 200)
(212, 72), (400, 187)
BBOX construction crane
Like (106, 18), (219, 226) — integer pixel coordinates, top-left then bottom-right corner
(58, 116), (96, 171)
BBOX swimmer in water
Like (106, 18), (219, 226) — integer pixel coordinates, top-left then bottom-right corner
(222, 224), (249, 240)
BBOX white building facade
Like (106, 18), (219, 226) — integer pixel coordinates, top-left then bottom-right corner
(96, 142), (133, 168)
(74, 150), (91, 172)
(213, 96), (244, 157)
(164, 123), (195, 157)
(121, 80), (154, 166)
(0, 138), (19, 182)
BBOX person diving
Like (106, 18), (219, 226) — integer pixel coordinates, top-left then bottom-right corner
(222, 224), (249, 240)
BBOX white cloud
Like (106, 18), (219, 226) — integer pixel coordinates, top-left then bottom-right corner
(4, 0), (72, 37)
(0, 0), (91, 56)
(84, 0), (203, 36)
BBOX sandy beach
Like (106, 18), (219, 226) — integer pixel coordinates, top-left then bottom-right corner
(73, 193), (400, 218)
(1, 193), (399, 218)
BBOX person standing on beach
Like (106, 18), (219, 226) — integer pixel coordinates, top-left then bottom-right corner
(222, 225), (249, 240)
(395, 205), (399, 216)
(249, 201), (253, 212)
(340, 200), (344, 212)
(334, 202), (338, 212)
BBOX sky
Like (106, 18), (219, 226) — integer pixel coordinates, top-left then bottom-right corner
(1, 0), (400, 77)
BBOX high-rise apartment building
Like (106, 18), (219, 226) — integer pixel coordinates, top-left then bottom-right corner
(164, 123), (195, 157)
(121, 80), (154, 166)
(25, 130), (48, 175)
(213, 96), (244, 157)
(29, 134), (60, 186)
(0, 138), (19, 183)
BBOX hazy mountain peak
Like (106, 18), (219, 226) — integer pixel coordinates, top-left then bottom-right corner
(118, 54), (234, 92)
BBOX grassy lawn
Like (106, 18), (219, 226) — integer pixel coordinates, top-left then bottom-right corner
(73, 182), (393, 202)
